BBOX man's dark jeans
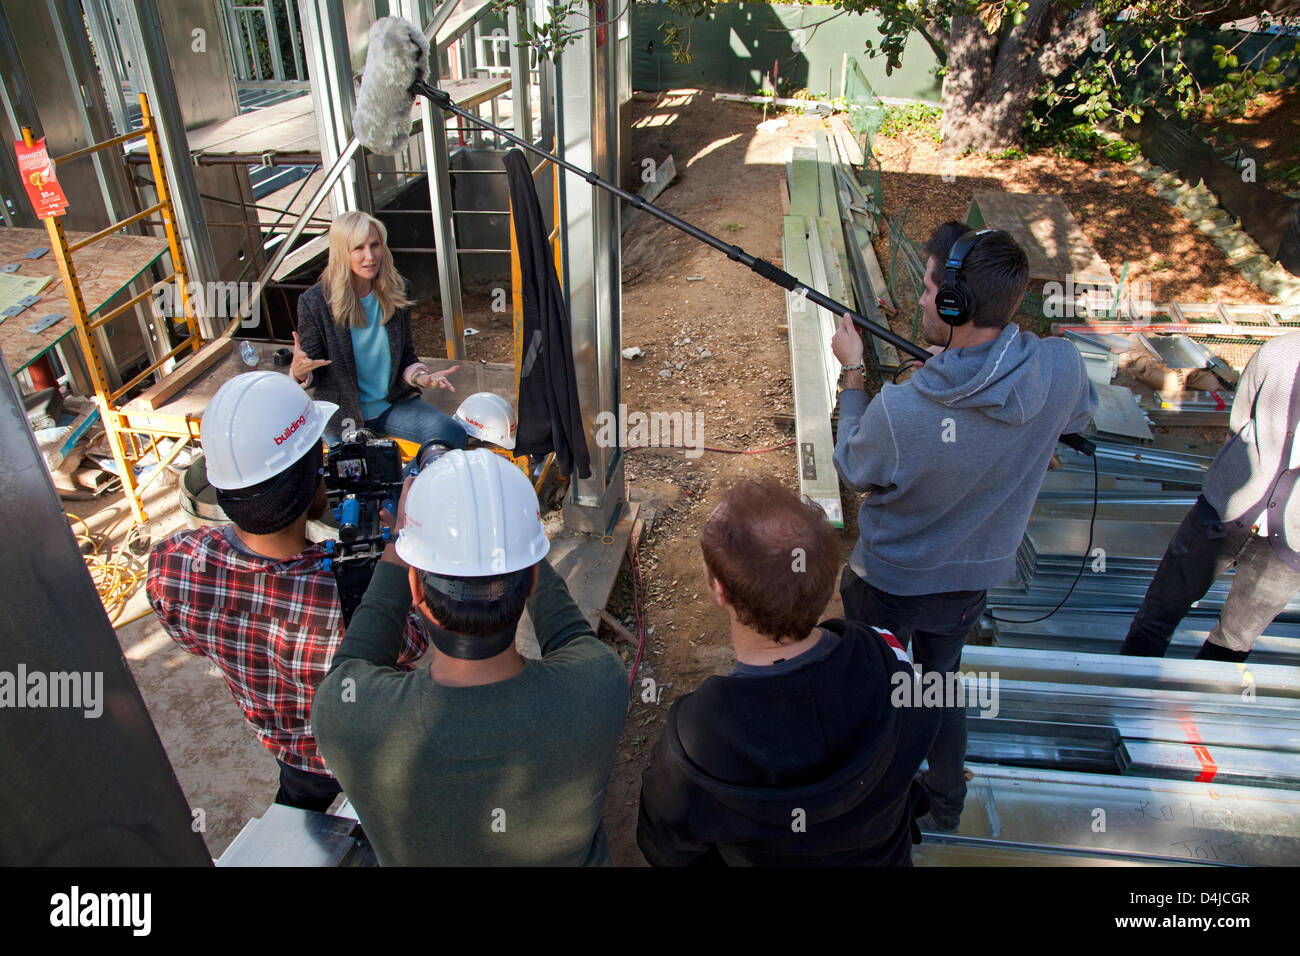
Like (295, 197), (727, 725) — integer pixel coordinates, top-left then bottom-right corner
(275, 759), (342, 813)
(840, 567), (985, 828)
(1123, 495), (1300, 656)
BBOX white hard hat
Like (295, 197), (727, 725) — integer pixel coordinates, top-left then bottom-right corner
(454, 391), (518, 450)
(396, 448), (549, 575)
(201, 371), (338, 489)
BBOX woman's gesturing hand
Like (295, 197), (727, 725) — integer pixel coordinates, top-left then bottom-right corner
(414, 365), (460, 391)
(290, 331), (331, 385)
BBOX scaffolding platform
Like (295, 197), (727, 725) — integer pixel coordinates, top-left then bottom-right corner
(169, 77), (511, 170)
(0, 226), (167, 375)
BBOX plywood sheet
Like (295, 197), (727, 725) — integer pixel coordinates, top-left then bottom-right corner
(968, 191), (1114, 287)
(184, 94), (316, 157)
(181, 77), (513, 161)
(0, 226), (168, 372)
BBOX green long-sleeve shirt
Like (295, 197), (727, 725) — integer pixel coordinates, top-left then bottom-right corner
(312, 558), (628, 866)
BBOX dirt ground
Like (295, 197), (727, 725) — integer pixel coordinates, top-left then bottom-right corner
(93, 87), (1280, 863)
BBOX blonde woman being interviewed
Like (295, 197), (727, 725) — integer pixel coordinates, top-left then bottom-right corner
(291, 210), (469, 449)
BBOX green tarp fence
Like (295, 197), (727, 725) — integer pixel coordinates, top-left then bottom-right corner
(631, 2), (942, 101)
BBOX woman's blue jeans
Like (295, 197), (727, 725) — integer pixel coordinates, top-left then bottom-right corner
(326, 398), (469, 449)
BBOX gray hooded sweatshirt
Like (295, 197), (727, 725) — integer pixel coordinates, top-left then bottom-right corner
(834, 323), (1097, 596)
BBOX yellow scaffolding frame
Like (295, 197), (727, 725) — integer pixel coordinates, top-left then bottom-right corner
(25, 93), (207, 524)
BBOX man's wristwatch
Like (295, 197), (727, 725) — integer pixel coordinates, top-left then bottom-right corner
(841, 363), (865, 373)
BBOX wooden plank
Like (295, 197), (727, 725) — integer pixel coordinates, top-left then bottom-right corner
(815, 129), (837, 219)
(787, 147), (821, 218)
(596, 608), (638, 647)
(859, 228), (895, 313)
(826, 133), (876, 230)
(816, 214), (860, 387)
(1224, 303), (1300, 319)
(967, 191), (1114, 287)
(783, 215), (843, 527)
(134, 336), (234, 410)
(841, 217), (900, 372)
(257, 169), (332, 233)
(441, 76), (512, 112)
(828, 114), (864, 167)
(272, 233), (330, 281)
(513, 501), (640, 660)
(416, 357), (515, 416)
(815, 217), (850, 313)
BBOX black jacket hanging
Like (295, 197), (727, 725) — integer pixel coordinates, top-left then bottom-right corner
(504, 148), (591, 479)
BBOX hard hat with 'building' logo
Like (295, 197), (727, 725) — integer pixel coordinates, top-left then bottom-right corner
(396, 448), (548, 575)
(454, 391), (517, 450)
(202, 371), (338, 489)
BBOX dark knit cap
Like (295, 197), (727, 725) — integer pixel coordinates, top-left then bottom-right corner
(217, 442), (324, 535)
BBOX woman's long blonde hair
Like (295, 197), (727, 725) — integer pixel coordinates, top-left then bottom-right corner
(320, 210), (412, 329)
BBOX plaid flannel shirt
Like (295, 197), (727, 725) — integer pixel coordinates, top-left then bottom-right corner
(146, 526), (429, 775)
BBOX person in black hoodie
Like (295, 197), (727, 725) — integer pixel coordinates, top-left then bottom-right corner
(636, 478), (941, 866)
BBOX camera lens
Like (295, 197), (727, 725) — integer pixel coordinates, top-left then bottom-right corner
(415, 440), (453, 472)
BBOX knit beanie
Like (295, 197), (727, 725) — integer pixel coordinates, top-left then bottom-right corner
(216, 441), (324, 535)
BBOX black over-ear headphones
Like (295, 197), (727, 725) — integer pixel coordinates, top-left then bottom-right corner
(934, 228), (996, 327)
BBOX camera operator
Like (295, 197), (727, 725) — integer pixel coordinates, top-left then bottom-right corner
(829, 222), (1097, 833)
(146, 371), (430, 812)
(312, 449), (628, 865)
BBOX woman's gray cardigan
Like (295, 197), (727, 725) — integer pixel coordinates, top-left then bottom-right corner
(294, 281), (421, 431)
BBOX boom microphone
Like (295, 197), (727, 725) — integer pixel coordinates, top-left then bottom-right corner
(354, 17), (430, 155)
(354, 18), (931, 364)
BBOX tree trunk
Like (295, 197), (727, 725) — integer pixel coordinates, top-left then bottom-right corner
(940, 14), (1001, 153)
(939, 1), (1103, 154)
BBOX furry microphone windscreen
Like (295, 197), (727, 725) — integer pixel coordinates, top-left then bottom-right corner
(354, 17), (429, 155)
